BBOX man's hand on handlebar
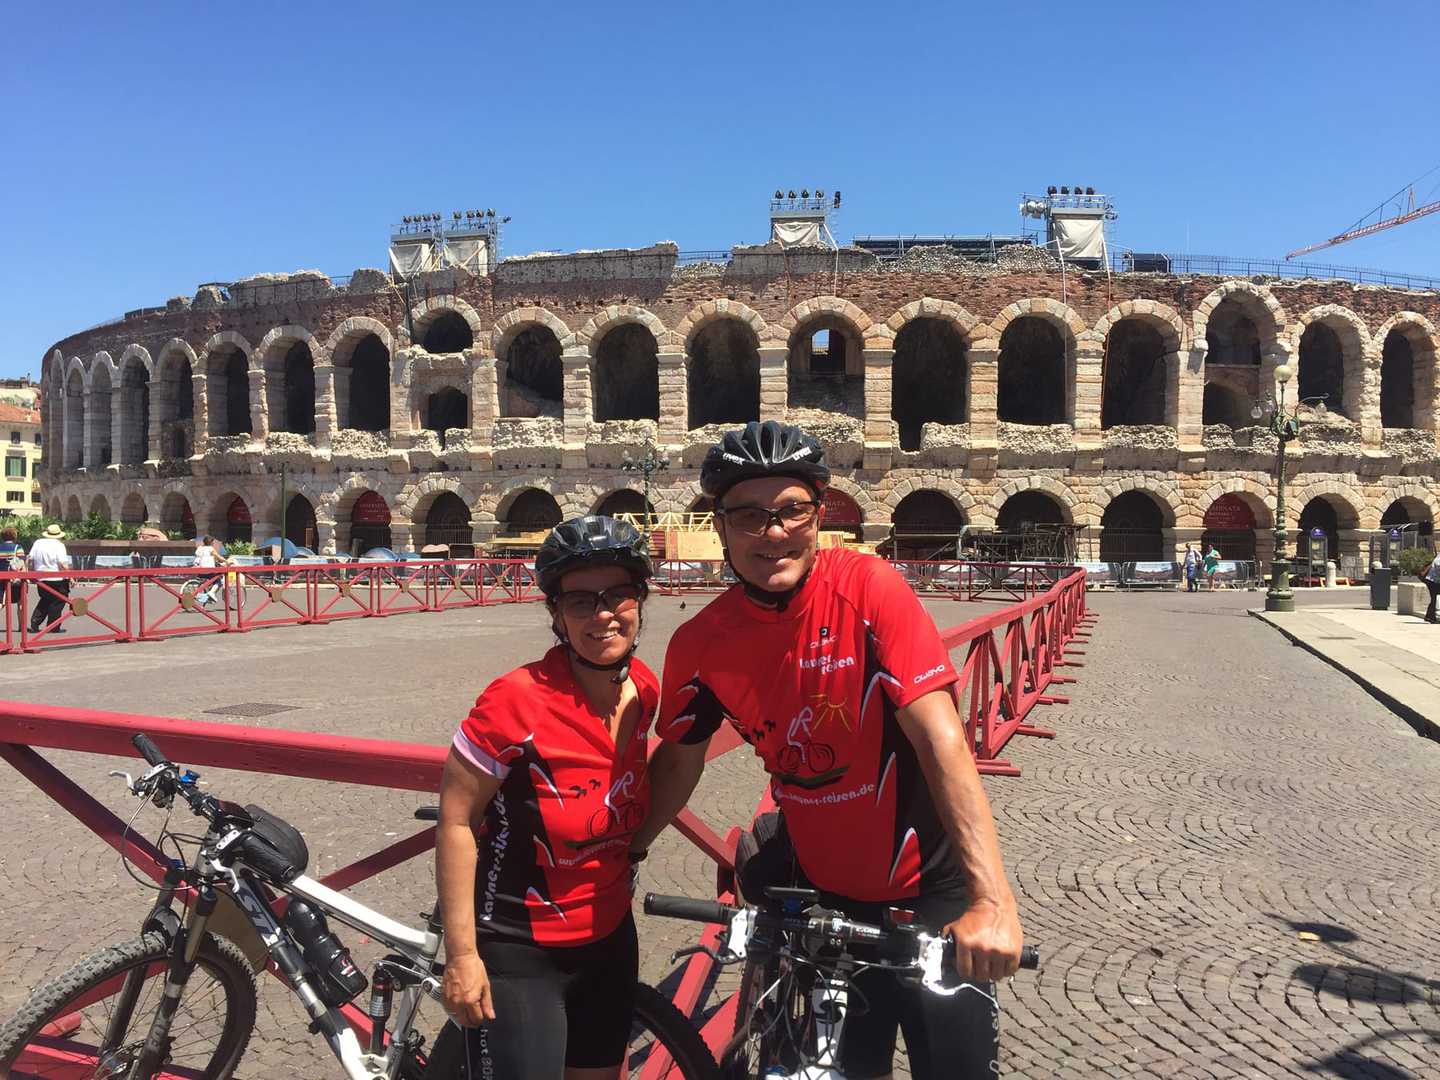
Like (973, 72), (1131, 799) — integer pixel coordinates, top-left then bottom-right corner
(943, 896), (1024, 982)
(441, 951), (496, 1026)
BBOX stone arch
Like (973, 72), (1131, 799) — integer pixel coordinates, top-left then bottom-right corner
(1092, 302), (1189, 354)
(65, 494), (84, 522)
(117, 350), (151, 465)
(687, 316), (761, 428)
(1095, 477), (1181, 528)
(1372, 312), (1438, 431)
(576, 305), (673, 350)
(204, 332), (255, 438)
(494, 485), (564, 536)
(676, 300), (768, 353)
(118, 490), (146, 526)
(154, 339), (197, 459)
(159, 490), (196, 534)
(774, 297), (877, 349)
(256, 325), (320, 434)
(64, 355), (90, 391)
(591, 487), (655, 520)
(826, 474), (881, 527)
(591, 321), (660, 422)
(208, 489), (256, 543)
(491, 307), (575, 357)
(786, 306), (866, 418)
(884, 487), (968, 560)
(323, 317), (394, 360)
(885, 299), (988, 346)
(47, 497), (62, 520)
(409, 296), (482, 353)
(1196, 478), (1275, 530)
(988, 477), (1077, 525)
(87, 360), (114, 470)
(89, 494), (112, 520)
(990, 299), (1088, 343)
(1192, 282), (1287, 348)
(994, 305), (1080, 425)
(63, 363), (85, 470)
(341, 488), (394, 555)
(1290, 306), (1369, 420)
(117, 344), (154, 378)
(1380, 481), (1440, 526)
(397, 476), (482, 525)
(327, 317), (394, 432)
(1288, 480), (1364, 530)
(1099, 489), (1170, 561)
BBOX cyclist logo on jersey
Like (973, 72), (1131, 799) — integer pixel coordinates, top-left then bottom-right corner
(773, 701), (849, 789)
(565, 770), (645, 851)
(661, 672), (737, 745)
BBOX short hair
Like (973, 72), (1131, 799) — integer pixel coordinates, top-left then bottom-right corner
(202, 535), (214, 544)
(0, 527), (15, 542)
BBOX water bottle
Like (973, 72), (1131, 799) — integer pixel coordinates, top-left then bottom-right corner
(283, 900), (368, 1006)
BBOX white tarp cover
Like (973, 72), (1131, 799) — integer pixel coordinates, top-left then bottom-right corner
(388, 240), (434, 277)
(771, 219), (823, 247)
(1050, 214), (1106, 261)
(445, 236), (490, 274)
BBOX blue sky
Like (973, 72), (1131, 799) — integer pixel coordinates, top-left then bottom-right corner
(3, 0), (1437, 379)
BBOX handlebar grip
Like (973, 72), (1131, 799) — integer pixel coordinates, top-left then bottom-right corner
(644, 893), (737, 925)
(1020, 945), (1040, 970)
(132, 733), (168, 768)
(939, 939), (1041, 984)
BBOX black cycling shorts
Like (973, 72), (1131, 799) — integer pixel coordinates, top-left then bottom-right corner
(736, 812), (1000, 1080)
(446, 913), (638, 1077)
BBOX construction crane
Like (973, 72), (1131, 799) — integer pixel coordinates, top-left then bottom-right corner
(1285, 167), (1440, 260)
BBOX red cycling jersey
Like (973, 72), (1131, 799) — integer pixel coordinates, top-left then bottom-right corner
(657, 548), (962, 902)
(453, 646), (656, 946)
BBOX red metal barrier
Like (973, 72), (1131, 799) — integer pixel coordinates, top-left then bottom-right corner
(0, 568), (1092, 1065)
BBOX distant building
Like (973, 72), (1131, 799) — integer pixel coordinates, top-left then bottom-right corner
(0, 377), (39, 410)
(0, 402), (43, 518)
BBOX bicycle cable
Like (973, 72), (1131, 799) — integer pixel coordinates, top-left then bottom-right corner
(117, 798), (172, 894)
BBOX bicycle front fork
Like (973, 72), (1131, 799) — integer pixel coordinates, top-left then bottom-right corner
(131, 883), (221, 1077)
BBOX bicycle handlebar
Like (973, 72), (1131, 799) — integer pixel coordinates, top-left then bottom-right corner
(132, 732), (168, 768)
(644, 894), (737, 925)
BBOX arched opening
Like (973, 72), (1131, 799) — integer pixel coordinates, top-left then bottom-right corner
(1204, 300), (1262, 366)
(119, 492), (146, 528)
(1380, 498), (1434, 542)
(281, 342), (316, 434)
(1202, 382), (1251, 428)
(998, 317), (1065, 424)
(160, 493), (195, 537)
(885, 490), (965, 561)
(997, 491), (1066, 532)
(207, 347), (252, 437)
(1296, 497), (1341, 568)
(89, 495), (112, 521)
(158, 354), (194, 459)
(500, 326), (563, 417)
(89, 366), (113, 468)
(422, 311), (473, 354)
(66, 495), (84, 523)
(1381, 330), (1415, 429)
(1201, 493), (1258, 562)
(992, 491), (1072, 560)
(501, 489), (563, 536)
(1099, 491), (1166, 562)
(339, 334), (390, 431)
(820, 488), (864, 543)
(283, 494), (317, 551)
(64, 371), (85, 469)
(219, 495), (252, 544)
(119, 360), (150, 464)
(892, 318), (967, 451)
(425, 387), (469, 443)
(594, 489), (655, 521)
(1101, 320), (1167, 427)
(688, 319), (760, 428)
(593, 324), (659, 422)
(424, 491), (473, 553)
(1297, 323), (1347, 417)
(787, 320), (863, 419)
(349, 490), (393, 555)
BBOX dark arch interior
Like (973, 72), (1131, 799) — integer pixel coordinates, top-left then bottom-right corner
(1380, 330), (1415, 429)
(282, 343), (316, 434)
(348, 335), (391, 431)
(423, 311), (473, 354)
(594, 324), (659, 422)
(349, 491), (393, 555)
(1099, 490), (1165, 562)
(888, 490), (965, 560)
(64, 376), (85, 468)
(502, 327), (563, 416)
(998, 317), (1065, 424)
(1296, 498), (1340, 565)
(892, 318), (967, 451)
(284, 495), (317, 550)
(997, 491), (1066, 532)
(119, 495), (144, 524)
(1297, 323), (1346, 417)
(426, 388), (469, 435)
(217, 350), (252, 436)
(163, 360), (194, 459)
(594, 489), (655, 522)
(120, 364), (150, 464)
(1205, 302), (1262, 366)
(787, 322), (863, 419)
(1101, 321), (1167, 428)
(220, 495), (252, 544)
(1381, 499), (1433, 538)
(425, 491), (473, 551)
(1202, 382), (1251, 428)
(689, 320), (760, 428)
(504, 489), (563, 534)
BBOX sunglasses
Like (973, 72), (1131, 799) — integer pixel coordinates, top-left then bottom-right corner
(554, 583), (645, 619)
(717, 501), (820, 537)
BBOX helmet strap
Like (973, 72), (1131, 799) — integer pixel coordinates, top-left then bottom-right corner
(722, 547), (812, 614)
(554, 616), (642, 685)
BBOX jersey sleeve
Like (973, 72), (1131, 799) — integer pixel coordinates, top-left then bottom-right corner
(862, 558), (959, 708)
(656, 621), (731, 746)
(453, 676), (528, 779)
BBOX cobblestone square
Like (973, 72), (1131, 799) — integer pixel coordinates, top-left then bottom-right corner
(0, 589), (1436, 1077)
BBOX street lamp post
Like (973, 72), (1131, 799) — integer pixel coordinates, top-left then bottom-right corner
(620, 442), (670, 541)
(1257, 363), (1326, 613)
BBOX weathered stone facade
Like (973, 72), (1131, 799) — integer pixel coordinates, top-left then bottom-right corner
(38, 251), (1440, 563)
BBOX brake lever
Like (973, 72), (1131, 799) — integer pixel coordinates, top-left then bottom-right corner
(108, 769), (137, 792)
(669, 944), (720, 965)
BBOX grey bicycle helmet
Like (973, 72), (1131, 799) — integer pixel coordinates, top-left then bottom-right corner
(699, 421), (830, 502)
(536, 515), (653, 598)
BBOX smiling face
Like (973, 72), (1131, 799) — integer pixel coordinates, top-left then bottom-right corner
(553, 563), (642, 667)
(714, 477), (825, 596)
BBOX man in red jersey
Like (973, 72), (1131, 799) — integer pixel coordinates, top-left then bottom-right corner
(632, 421), (1023, 1079)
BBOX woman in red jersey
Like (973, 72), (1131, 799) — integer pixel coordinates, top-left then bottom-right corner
(435, 515), (655, 1079)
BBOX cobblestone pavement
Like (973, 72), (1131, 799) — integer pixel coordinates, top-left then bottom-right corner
(0, 588), (1436, 1076)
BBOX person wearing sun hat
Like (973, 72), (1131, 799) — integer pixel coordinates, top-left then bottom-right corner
(26, 523), (72, 634)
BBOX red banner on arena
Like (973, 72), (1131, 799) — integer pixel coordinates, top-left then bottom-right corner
(227, 497), (251, 525)
(1203, 494), (1255, 531)
(352, 491), (391, 525)
(822, 488), (862, 527)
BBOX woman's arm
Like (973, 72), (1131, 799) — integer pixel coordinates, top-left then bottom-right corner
(436, 749), (502, 1024)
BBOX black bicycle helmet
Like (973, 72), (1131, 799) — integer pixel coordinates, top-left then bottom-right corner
(700, 421), (830, 502)
(536, 514), (653, 598)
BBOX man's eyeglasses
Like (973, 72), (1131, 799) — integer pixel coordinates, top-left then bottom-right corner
(717, 501), (820, 536)
(554, 583), (645, 619)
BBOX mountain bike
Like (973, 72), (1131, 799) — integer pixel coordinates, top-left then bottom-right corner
(645, 889), (1039, 1079)
(0, 733), (718, 1079)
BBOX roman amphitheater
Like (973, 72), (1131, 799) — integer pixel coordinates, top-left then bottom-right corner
(37, 241), (1440, 570)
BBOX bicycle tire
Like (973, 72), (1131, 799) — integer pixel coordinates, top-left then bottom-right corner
(422, 982), (719, 1078)
(0, 930), (257, 1079)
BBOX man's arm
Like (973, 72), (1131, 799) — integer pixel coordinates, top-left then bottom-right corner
(632, 737), (709, 854)
(895, 689), (1023, 982)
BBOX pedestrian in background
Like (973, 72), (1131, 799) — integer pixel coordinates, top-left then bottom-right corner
(0, 527), (25, 610)
(1183, 544), (1200, 592)
(26, 524), (71, 634)
(1203, 543), (1222, 590)
(1422, 549), (1440, 624)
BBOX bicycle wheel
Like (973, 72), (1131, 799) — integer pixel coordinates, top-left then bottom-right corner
(719, 951), (819, 1080)
(0, 931), (257, 1079)
(806, 742), (836, 773)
